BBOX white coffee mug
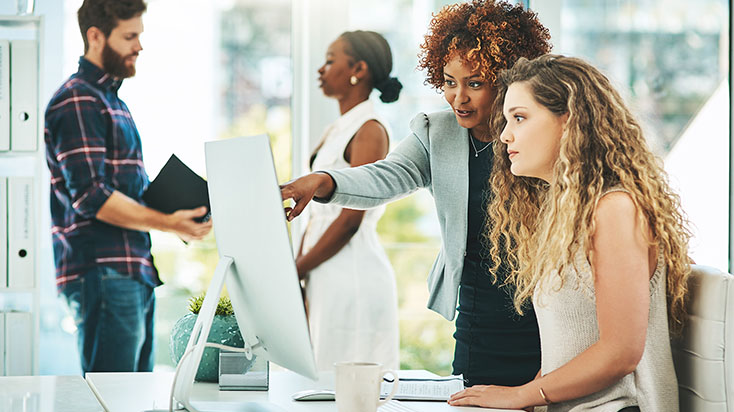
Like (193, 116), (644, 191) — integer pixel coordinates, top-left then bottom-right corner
(334, 361), (399, 412)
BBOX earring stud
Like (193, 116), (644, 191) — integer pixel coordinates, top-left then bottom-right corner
(350, 75), (359, 85)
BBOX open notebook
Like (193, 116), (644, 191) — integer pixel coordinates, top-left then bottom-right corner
(380, 374), (464, 401)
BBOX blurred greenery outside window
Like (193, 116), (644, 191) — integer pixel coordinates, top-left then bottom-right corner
(147, 0), (729, 377)
(150, 0), (457, 375)
(41, 0), (729, 377)
(150, 0), (296, 371)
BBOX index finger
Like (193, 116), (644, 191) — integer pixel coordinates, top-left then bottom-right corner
(286, 199), (307, 221)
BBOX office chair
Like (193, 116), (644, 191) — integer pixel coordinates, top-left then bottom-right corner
(671, 264), (734, 411)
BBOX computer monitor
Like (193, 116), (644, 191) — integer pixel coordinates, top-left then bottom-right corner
(172, 134), (318, 412)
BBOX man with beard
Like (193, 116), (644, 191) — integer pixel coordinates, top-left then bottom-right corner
(44, 0), (212, 373)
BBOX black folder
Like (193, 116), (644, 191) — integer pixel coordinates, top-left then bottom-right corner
(142, 154), (210, 222)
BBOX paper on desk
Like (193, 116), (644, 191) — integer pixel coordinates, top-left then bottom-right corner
(380, 375), (465, 401)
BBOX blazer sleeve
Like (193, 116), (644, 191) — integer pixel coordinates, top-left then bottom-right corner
(324, 113), (432, 209)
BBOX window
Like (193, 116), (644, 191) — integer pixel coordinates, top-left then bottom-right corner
(46, 0), (293, 373)
(345, 0), (460, 375)
(534, 0), (730, 268)
(43, 0), (731, 376)
(293, 0), (460, 375)
(137, 0), (294, 371)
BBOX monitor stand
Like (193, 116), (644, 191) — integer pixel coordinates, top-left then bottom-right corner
(219, 351), (269, 391)
(172, 256), (276, 412)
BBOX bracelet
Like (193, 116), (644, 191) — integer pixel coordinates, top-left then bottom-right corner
(539, 387), (552, 404)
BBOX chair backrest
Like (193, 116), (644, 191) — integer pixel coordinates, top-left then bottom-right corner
(671, 264), (734, 412)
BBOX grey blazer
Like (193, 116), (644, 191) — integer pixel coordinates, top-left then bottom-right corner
(325, 110), (471, 321)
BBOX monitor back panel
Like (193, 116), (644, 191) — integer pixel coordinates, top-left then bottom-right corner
(205, 134), (318, 380)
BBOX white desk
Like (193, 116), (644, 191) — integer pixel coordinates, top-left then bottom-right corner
(0, 375), (104, 412)
(86, 370), (521, 412)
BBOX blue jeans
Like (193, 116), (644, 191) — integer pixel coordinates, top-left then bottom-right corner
(60, 267), (155, 374)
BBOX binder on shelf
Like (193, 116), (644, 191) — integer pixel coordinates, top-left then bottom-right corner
(0, 312), (5, 375)
(9, 39), (38, 152)
(0, 177), (6, 289)
(5, 311), (32, 376)
(0, 40), (9, 151)
(8, 177), (34, 289)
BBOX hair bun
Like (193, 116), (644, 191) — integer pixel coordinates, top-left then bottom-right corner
(376, 77), (402, 103)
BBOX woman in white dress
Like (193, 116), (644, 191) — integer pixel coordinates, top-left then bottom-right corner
(297, 30), (403, 371)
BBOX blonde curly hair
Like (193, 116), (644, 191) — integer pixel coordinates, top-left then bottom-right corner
(487, 55), (692, 334)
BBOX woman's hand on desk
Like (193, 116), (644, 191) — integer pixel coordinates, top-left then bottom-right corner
(280, 172), (335, 221)
(448, 385), (530, 410)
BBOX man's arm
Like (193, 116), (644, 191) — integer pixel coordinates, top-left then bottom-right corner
(96, 191), (212, 242)
(46, 87), (211, 241)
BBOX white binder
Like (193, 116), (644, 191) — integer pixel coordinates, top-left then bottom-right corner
(8, 177), (33, 289)
(0, 40), (9, 151)
(0, 176), (6, 289)
(5, 311), (32, 376)
(0, 312), (4, 375)
(9, 40), (37, 151)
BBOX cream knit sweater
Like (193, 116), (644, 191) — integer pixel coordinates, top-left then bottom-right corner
(533, 192), (679, 412)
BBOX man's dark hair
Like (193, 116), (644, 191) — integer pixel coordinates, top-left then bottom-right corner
(78, 0), (147, 53)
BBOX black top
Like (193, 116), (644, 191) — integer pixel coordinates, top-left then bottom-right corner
(451, 135), (541, 387)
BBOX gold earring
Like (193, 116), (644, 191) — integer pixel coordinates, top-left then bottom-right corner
(350, 75), (359, 85)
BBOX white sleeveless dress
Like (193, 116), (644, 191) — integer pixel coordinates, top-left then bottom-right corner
(302, 100), (400, 371)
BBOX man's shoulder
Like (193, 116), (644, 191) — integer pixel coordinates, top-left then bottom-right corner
(47, 76), (102, 111)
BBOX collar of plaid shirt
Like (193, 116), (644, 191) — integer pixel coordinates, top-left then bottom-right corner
(77, 56), (123, 94)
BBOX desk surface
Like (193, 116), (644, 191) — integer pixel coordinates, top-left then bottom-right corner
(0, 375), (104, 412)
(86, 370), (521, 412)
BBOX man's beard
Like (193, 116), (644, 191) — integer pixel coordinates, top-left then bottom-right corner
(102, 42), (137, 79)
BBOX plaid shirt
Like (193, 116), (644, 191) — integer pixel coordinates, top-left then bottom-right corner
(45, 57), (160, 289)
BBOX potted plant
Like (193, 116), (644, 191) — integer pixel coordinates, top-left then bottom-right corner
(169, 295), (255, 382)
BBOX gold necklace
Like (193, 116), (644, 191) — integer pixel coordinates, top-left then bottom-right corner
(469, 132), (492, 157)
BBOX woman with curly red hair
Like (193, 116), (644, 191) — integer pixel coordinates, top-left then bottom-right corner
(282, 0), (551, 387)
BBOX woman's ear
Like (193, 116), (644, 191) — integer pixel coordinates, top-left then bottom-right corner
(560, 112), (570, 129)
(352, 60), (369, 81)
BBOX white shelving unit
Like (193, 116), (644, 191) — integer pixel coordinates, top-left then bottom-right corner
(0, 15), (43, 376)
